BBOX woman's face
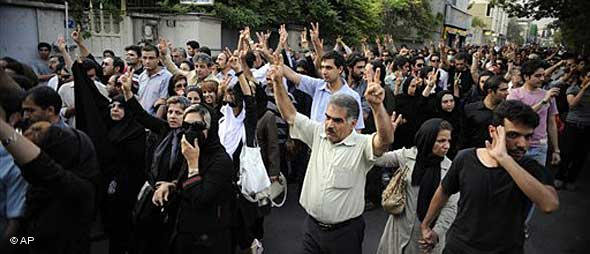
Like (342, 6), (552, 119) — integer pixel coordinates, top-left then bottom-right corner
(110, 101), (125, 121)
(174, 79), (187, 96)
(203, 89), (217, 105)
(167, 103), (185, 129)
(441, 94), (455, 112)
(180, 62), (191, 72)
(187, 91), (201, 105)
(432, 129), (451, 157)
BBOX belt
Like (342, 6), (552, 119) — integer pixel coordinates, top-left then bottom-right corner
(309, 215), (361, 232)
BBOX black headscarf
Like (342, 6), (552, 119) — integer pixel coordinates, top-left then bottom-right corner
(107, 95), (144, 145)
(435, 91), (460, 122)
(412, 118), (445, 223)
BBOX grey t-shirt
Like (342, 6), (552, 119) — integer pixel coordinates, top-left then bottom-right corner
(566, 85), (590, 125)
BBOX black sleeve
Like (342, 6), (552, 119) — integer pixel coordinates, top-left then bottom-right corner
(304, 54), (319, 78)
(519, 158), (554, 185)
(126, 96), (169, 135)
(244, 95), (258, 147)
(72, 61), (111, 122)
(87, 54), (104, 82)
(179, 155), (233, 209)
(442, 149), (466, 195)
(21, 152), (95, 201)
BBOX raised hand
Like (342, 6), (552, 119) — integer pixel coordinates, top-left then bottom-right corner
(300, 27), (309, 49)
(229, 54), (242, 73)
(71, 26), (82, 44)
(56, 35), (67, 52)
(181, 134), (200, 170)
(485, 125), (509, 162)
(120, 68), (135, 99)
(364, 68), (385, 106)
(390, 111), (403, 134)
(158, 38), (170, 56)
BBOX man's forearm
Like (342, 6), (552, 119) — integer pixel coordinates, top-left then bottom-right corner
(548, 116), (559, 152)
(370, 102), (393, 156)
(499, 156), (559, 213)
(422, 185), (449, 227)
(281, 64), (301, 85)
(273, 79), (296, 124)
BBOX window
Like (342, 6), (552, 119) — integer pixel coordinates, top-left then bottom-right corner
(486, 4), (492, 16)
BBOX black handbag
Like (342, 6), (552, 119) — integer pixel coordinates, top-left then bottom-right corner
(131, 182), (165, 226)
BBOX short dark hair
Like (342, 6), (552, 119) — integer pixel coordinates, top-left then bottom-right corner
(492, 100), (539, 129)
(198, 46), (211, 56)
(82, 59), (99, 72)
(321, 51), (346, 69)
(186, 40), (200, 49)
(38, 42), (51, 51)
(112, 57), (125, 74)
(521, 59), (545, 78)
(369, 59), (386, 84)
(25, 86), (62, 114)
(411, 56), (425, 66)
(141, 44), (160, 57)
(181, 60), (194, 70)
(124, 45), (142, 57)
(346, 52), (367, 68)
(479, 70), (495, 83)
(245, 50), (256, 69)
(455, 53), (469, 62)
(393, 56), (410, 71)
(483, 75), (507, 96)
(103, 49), (115, 57)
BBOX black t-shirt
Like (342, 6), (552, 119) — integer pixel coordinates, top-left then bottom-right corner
(441, 148), (552, 254)
(448, 67), (475, 98)
(462, 101), (493, 149)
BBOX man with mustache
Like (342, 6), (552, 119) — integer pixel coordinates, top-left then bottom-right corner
(269, 56), (399, 253)
(420, 100), (559, 254)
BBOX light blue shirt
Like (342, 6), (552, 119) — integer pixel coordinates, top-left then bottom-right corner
(297, 74), (365, 129)
(0, 145), (28, 234)
(137, 68), (173, 115)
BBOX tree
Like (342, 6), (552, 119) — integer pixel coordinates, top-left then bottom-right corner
(378, 0), (440, 41)
(493, 0), (590, 53)
(506, 19), (524, 45)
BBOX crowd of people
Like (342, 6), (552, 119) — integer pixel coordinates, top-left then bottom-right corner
(0, 21), (589, 254)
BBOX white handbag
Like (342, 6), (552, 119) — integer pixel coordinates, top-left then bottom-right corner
(268, 172), (287, 207)
(238, 132), (271, 203)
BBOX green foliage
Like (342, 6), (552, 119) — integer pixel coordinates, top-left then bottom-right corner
(471, 16), (486, 29)
(494, 0), (590, 53)
(506, 19), (524, 45)
(379, 0), (439, 41)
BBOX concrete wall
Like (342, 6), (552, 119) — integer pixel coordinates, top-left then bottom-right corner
(0, 1), (67, 67)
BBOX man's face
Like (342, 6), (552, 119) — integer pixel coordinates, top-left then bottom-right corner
(48, 57), (60, 72)
(142, 50), (159, 71)
(455, 59), (466, 71)
(401, 62), (411, 76)
(172, 51), (185, 65)
(440, 94), (455, 112)
(430, 56), (440, 68)
(577, 60), (586, 72)
(526, 68), (545, 88)
(126, 50), (139, 65)
(216, 53), (228, 70)
(349, 60), (366, 81)
(500, 119), (534, 160)
(107, 75), (121, 97)
(491, 82), (509, 103)
(186, 45), (196, 57)
(38, 47), (50, 60)
(321, 59), (342, 84)
(22, 97), (52, 124)
(167, 103), (184, 129)
(413, 59), (424, 73)
(195, 61), (211, 80)
(58, 69), (73, 84)
(324, 104), (355, 143)
(102, 57), (115, 76)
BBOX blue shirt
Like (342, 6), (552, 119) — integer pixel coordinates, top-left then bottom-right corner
(297, 74), (365, 129)
(0, 145), (28, 234)
(137, 68), (173, 115)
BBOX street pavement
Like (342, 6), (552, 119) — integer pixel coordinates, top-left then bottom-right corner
(92, 158), (590, 253)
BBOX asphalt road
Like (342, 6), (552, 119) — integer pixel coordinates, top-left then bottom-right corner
(92, 158), (590, 253)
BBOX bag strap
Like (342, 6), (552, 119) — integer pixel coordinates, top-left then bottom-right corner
(270, 173), (287, 208)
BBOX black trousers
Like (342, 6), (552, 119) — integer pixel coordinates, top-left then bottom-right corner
(301, 215), (365, 254)
(556, 123), (590, 183)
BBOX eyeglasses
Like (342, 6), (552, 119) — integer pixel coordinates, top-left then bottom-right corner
(431, 59), (440, 62)
(416, 64), (424, 68)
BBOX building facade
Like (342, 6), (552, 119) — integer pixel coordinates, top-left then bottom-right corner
(429, 0), (472, 47)
(467, 0), (509, 45)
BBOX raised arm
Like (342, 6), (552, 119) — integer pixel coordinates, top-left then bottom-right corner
(56, 35), (73, 70)
(568, 78), (590, 108)
(544, 60), (565, 78)
(365, 68), (396, 156)
(120, 69), (169, 134)
(71, 27), (90, 60)
(270, 54), (296, 125)
(158, 38), (190, 77)
(310, 22), (324, 76)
